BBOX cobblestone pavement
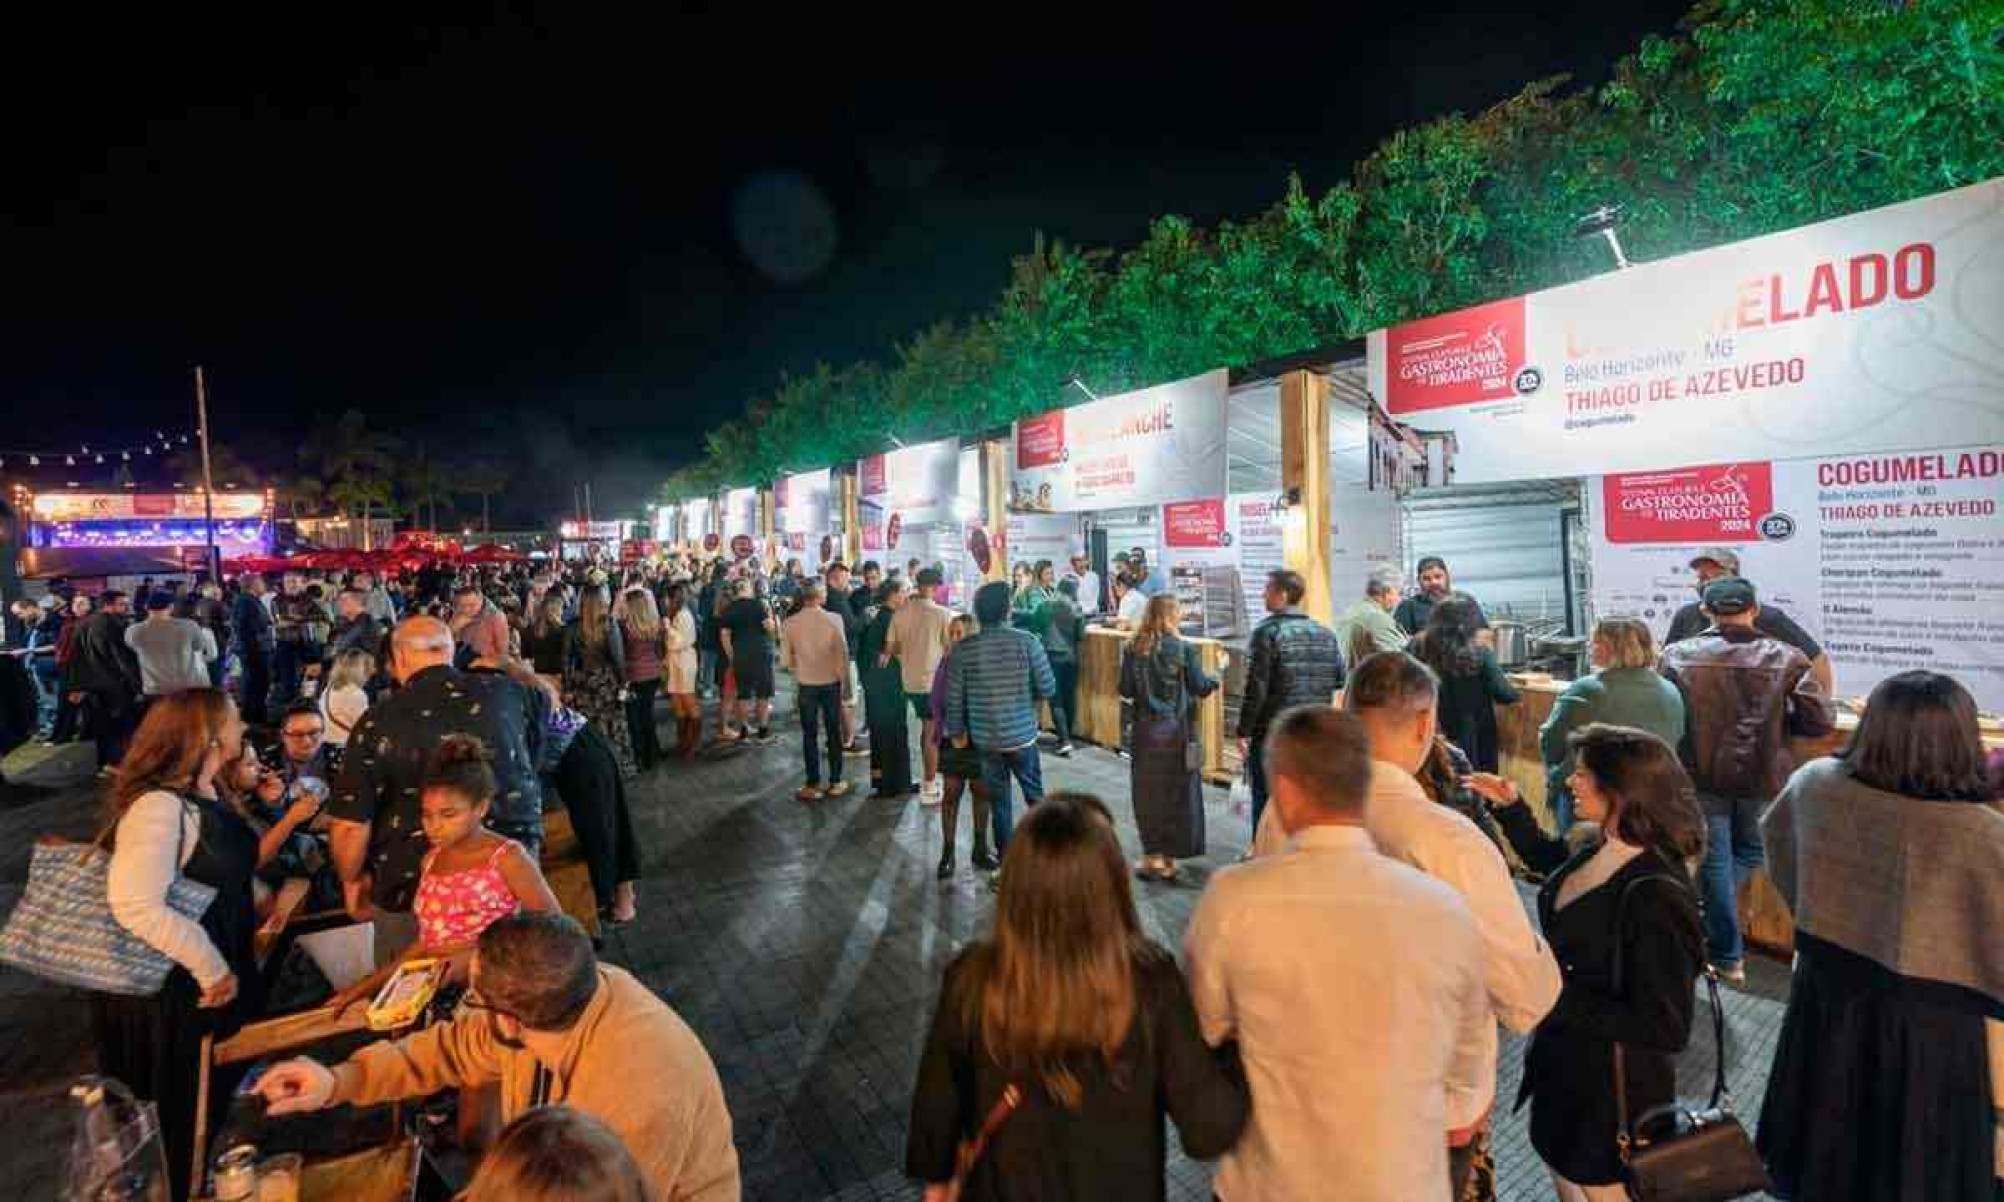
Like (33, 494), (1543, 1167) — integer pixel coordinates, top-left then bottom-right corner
(0, 695), (1790, 1200)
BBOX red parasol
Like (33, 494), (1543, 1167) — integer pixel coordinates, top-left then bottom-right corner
(463, 542), (526, 564)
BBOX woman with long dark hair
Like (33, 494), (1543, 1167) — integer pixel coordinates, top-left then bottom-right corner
(1411, 592), (1518, 771)
(1118, 594), (1219, 881)
(1464, 724), (1706, 1201)
(616, 588), (667, 771)
(1756, 670), (2003, 1202)
(96, 689), (267, 1201)
(907, 794), (1247, 1199)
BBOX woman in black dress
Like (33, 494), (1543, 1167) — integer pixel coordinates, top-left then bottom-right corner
(1410, 592), (1519, 771)
(1464, 724), (1705, 1202)
(1756, 671), (2003, 1202)
(1118, 594), (1219, 882)
(857, 580), (912, 800)
(907, 794), (1247, 1199)
(97, 689), (266, 1201)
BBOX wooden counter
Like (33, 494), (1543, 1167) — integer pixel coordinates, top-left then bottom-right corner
(1496, 677), (2004, 957)
(1077, 627), (1231, 782)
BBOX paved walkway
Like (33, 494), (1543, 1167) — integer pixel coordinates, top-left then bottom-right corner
(0, 694), (1790, 1200)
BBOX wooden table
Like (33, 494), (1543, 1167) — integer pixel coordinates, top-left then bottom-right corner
(1496, 677), (1850, 957)
(1077, 627), (1232, 782)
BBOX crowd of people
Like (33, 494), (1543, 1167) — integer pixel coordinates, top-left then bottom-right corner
(4, 543), (2000, 1201)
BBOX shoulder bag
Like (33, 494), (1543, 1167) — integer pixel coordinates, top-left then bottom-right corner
(936, 1082), (1022, 1202)
(0, 798), (218, 997)
(1140, 642), (1204, 773)
(1610, 874), (1770, 1201)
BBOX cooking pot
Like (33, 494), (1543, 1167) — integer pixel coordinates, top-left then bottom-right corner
(1491, 620), (1529, 667)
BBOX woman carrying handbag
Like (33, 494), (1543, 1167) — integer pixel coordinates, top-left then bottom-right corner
(97, 689), (267, 1202)
(1117, 594), (1220, 883)
(1465, 724), (1712, 1201)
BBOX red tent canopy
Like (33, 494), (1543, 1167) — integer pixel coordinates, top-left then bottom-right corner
(463, 543), (526, 564)
(221, 555), (289, 574)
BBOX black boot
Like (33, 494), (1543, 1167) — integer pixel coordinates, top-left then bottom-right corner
(938, 787), (960, 879)
(970, 792), (998, 870)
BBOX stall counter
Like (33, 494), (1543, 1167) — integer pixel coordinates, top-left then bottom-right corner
(1496, 675), (2004, 957)
(1077, 627), (1232, 783)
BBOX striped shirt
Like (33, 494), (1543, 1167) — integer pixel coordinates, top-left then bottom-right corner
(942, 626), (1055, 751)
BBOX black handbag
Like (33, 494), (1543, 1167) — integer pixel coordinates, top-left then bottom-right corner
(1610, 875), (1771, 1202)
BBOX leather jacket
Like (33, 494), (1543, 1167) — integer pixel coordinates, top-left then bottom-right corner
(1658, 625), (1834, 806)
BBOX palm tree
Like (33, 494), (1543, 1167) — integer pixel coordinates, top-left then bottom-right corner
(165, 443), (263, 490)
(274, 474), (325, 520)
(458, 462), (510, 534)
(400, 448), (453, 534)
(301, 410), (397, 549)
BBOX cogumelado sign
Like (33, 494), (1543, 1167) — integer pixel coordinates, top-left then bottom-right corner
(1368, 179), (2004, 484)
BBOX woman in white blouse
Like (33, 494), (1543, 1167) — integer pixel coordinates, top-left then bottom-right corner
(95, 688), (267, 1202)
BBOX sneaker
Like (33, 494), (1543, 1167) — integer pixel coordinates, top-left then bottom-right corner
(796, 785), (825, 802)
(1712, 961), (1747, 986)
(825, 780), (852, 798)
(716, 727), (743, 743)
(919, 790), (941, 808)
(1053, 742), (1074, 758)
(755, 728), (777, 745)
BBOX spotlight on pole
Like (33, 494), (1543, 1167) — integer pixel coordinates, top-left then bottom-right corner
(1061, 374), (1101, 402)
(1573, 204), (1632, 271)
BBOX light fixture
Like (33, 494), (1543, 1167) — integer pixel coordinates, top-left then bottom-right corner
(1271, 486), (1302, 512)
(121, 451), (130, 461)
(29, 455), (40, 466)
(1573, 204), (1632, 270)
(65, 455), (74, 466)
(1061, 373), (1101, 402)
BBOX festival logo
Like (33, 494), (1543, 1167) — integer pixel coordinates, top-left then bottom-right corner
(1385, 297), (1526, 414)
(1600, 461), (1774, 543)
(1162, 498), (1229, 548)
(729, 533), (754, 559)
(1016, 411), (1066, 469)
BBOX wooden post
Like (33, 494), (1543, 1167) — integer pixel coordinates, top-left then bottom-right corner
(838, 469), (861, 565)
(980, 437), (1009, 581)
(758, 487), (776, 560)
(1279, 369), (1334, 625)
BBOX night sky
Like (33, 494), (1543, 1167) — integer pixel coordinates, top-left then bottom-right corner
(2, 3), (1692, 525)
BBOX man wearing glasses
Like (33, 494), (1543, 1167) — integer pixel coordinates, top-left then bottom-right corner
(255, 913), (740, 1201)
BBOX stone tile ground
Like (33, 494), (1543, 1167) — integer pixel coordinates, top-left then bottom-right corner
(0, 693), (1788, 1200)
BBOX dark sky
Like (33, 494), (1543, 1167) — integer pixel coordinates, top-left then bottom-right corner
(2, 2), (1692, 525)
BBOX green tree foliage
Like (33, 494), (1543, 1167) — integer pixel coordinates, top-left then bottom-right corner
(658, 0), (2004, 498)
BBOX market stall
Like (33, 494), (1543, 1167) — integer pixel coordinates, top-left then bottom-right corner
(1007, 369), (1259, 772)
(1361, 177), (2004, 952)
(555, 519), (627, 562)
(13, 487), (273, 582)
(855, 435), (972, 601)
(774, 468), (837, 574)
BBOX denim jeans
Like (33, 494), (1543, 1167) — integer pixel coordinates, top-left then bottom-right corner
(1699, 800), (1765, 966)
(1246, 735), (1270, 837)
(797, 683), (844, 786)
(980, 743), (1044, 853)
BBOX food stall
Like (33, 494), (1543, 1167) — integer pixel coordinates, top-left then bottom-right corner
(1007, 370), (1257, 776)
(13, 486), (273, 582)
(855, 436), (974, 601)
(774, 468), (838, 574)
(555, 519), (627, 562)
(719, 486), (761, 563)
(1364, 177), (2004, 952)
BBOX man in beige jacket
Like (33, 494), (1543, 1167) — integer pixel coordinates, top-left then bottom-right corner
(256, 913), (738, 1201)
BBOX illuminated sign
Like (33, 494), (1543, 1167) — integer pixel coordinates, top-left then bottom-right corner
(30, 492), (269, 522)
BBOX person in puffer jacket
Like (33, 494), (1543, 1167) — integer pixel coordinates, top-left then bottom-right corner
(1235, 569), (1345, 836)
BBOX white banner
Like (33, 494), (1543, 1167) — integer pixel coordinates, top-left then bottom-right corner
(722, 488), (760, 542)
(858, 437), (961, 531)
(1369, 180), (2004, 484)
(1589, 445), (2004, 711)
(1010, 369), (1229, 512)
(1002, 512), (1081, 573)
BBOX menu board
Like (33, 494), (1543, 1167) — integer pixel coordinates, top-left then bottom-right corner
(1590, 445), (2004, 712)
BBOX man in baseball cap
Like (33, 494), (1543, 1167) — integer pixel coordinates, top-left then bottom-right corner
(1663, 548), (1830, 694)
(1660, 574), (1833, 983)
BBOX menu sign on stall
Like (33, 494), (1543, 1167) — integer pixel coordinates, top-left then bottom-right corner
(777, 468), (832, 571)
(1010, 370), (1228, 513)
(1368, 179), (2004, 485)
(1590, 445), (2004, 712)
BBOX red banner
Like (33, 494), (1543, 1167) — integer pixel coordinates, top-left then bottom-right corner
(1385, 296), (1526, 414)
(1599, 461), (1774, 543)
(1015, 411), (1066, 468)
(860, 454), (887, 497)
(1162, 498), (1228, 548)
